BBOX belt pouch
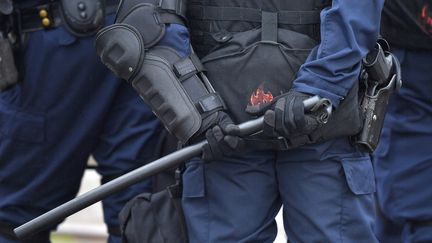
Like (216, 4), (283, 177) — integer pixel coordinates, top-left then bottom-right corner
(0, 35), (18, 91)
(60, 0), (105, 36)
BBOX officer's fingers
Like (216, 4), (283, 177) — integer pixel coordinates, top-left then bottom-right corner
(224, 135), (240, 150)
(274, 97), (287, 112)
(211, 126), (225, 142)
(264, 110), (276, 128)
(263, 110), (278, 136)
(224, 124), (240, 136)
(205, 126), (217, 143)
(201, 143), (216, 161)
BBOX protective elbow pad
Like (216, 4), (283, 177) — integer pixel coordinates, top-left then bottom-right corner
(95, 24), (142, 81)
(96, 26), (224, 143)
(95, 0), (224, 143)
(114, 0), (186, 48)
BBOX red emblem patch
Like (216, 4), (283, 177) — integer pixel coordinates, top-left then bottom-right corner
(249, 86), (274, 106)
(420, 4), (432, 34)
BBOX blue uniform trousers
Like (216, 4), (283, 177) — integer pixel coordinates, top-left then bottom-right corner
(0, 15), (161, 243)
(182, 138), (378, 243)
(373, 48), (432, 243)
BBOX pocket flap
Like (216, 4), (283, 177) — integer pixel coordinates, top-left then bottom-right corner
(342, 157), (376, 195)
(182, 161), (205, 198)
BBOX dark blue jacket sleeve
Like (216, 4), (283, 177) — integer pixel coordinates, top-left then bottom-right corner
(292, 0), (384, 107)
(158, 24), (192, 57)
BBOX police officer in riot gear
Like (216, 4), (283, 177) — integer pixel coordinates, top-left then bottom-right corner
(0, 1), (165, 242)
(374, 1), (432, 242)
(96, 0), (384, 242)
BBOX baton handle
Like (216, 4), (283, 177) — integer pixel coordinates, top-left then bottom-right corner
(235, 95), (327, 136)
(14, 96), (324, 239)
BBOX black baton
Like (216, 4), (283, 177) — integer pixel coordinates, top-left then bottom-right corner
(14, 95), (328, 239)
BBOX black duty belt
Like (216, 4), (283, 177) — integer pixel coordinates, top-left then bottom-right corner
(17, 0), (119, 33)
(241, 134), (291, 151)
(188, 6), (321, 25)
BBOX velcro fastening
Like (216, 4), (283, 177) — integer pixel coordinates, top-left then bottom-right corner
(173, 54), (205, 80)
(173, 58), (196, 79)
(261, 11), (278, 42)
(196, 93), (225, 114)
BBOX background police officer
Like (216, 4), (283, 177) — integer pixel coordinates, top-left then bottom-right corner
(0, 1), (165, 242)
(374, 1), (432, 242)
(96, 0), (384, 242)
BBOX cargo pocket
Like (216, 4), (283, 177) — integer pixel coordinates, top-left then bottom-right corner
(181, 160), (209, 242)
(182, 160), (206, 198)
(0, 100), (45, 143)
(341, 157), (376, 195)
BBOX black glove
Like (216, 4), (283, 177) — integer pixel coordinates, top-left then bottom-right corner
(263, 91), (321, 143)
(197, 112), (244, 161)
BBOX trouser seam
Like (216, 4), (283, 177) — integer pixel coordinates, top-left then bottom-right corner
(204, 163), (210, 243)
(339, 179), (346, 243)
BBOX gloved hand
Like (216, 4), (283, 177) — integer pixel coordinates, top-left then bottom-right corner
(263, 91), (321, 142)
(197, 112), (244, 161)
